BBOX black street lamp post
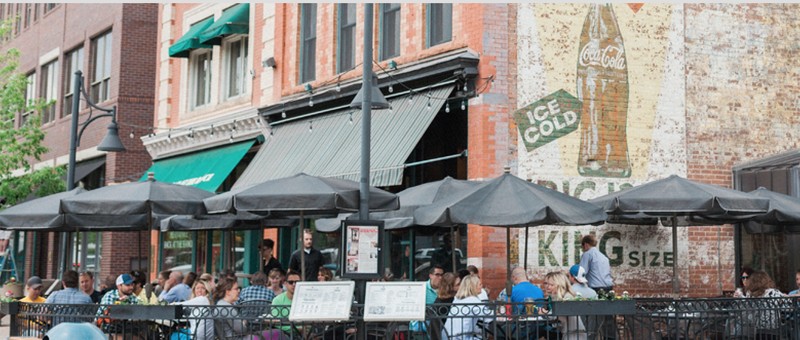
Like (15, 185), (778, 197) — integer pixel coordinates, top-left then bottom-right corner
(61, 70), (126, 276)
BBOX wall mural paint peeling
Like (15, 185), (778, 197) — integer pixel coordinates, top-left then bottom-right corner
(515, 4), (697, 291)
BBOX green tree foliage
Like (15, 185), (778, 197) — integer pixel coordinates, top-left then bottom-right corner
(0, 20), (64, 208)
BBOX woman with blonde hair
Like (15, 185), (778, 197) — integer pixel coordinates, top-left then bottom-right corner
(541, 271), (586, 340)
(179, 279), (215, 339)
(443, 274), (491, 339)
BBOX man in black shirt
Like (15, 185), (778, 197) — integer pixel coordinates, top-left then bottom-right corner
(261, 238), (283, 275)
(79, 271), (104, 303)
(288, 229), (323, 281)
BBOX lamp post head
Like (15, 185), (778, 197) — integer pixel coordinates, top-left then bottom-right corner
(97, 121), (126, 152)
(350, 73), (390, 110)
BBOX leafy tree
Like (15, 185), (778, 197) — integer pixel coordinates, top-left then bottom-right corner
(0, 20), (64, 208)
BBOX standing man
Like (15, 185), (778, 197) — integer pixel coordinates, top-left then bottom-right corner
(288, 229), (323, 281)
(79, 271), (104, 303)
(261, 239), (283, 275)
(159, 271), (190, 303)
(425, 265), (445, 304)
(569, 264), (598, 299)
(579, 234), (614, 292)
(431, 233), (462, 273)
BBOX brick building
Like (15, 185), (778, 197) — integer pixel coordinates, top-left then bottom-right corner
(0, 4), (158, 283)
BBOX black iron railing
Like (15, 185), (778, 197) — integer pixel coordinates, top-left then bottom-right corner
(2, 297), (799, 339)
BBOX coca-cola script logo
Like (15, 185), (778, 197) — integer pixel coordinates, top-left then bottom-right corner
(579, 44), (626, 70)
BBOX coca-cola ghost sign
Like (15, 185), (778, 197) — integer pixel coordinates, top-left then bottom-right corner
(513, 89), (582, 152)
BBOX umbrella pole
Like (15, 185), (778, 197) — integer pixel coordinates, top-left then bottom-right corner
(300, 211), (306, 281)
(450, 225), (456, 273)
(506, 228), (512, 298)
(524, 226), (529, 270)
(672, 216), (679, 295)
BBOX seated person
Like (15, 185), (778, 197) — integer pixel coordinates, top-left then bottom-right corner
(510, 267), (544, 314)
(270, 270), (301, 335)
(237, 271), (275, 304)
(539, 271), (586, 339)
(20, 276), (46, 303)
(444, 274), (492, 339)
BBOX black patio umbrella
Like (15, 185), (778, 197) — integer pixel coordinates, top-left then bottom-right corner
(0, 187), (87, 231)
(60, 173), (216, 272)
(590, 174), (770, 294)
(745, 187), (800, 233)
(414, 172), (608, 296)
(315, 176), (482, 272)
(203, 172), (400, 280)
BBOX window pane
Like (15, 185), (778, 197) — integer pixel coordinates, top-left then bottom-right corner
(428, 4), (452, 47)
(192, 51), (212, 108)
(300, 4), (316, 83)
(91, 32), (112, 103)
(40, 60), (58, 124)
(226, 37), (247, 99)
(337, 4), (356, 72)
(162, 232), (193, 273)
(381, 4), (401, 60)
(62, 47), (83, 117)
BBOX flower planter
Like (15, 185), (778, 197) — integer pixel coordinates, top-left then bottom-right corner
(1, 283), (23, 299)
(551, 299), (636, 316)
(0, 301), (18, 315)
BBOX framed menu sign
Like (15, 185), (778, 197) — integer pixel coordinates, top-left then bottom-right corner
(363, 282), (426, 322)
(341, 220), (384, 279)
(289, 281), (355, 321)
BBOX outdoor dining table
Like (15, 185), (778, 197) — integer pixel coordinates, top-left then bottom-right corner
(649, 309), (731, 339)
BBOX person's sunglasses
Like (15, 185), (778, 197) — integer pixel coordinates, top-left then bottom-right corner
(286, 280), (298, 285)
(741, 276), (749, 280)
(432, 273), (444, 277)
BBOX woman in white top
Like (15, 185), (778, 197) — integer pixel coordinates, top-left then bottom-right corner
(179, 279), (215, 340)
(444, 274), (491, 339)
(540, 271), (586, 340)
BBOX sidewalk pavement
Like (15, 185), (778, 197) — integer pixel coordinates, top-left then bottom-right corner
(0, 314), (9, 339)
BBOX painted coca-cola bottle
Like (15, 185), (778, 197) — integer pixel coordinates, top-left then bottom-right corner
(576, 4), (631, 178)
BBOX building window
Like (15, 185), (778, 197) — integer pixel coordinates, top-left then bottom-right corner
(23, 4), (31, 29)
(190, 50), (212, 109)
(40, 60), (59, 124)
(33, 4), (39, 22)
(299, 3), (316, 84)
(63, 47), (84, 117)
(223, 36), (248, 99)
(14, 4), (21, 35)
(43, 4), (57, 14)
(337, 4), (356, 73)
(90, 31), (112, 103)
(380, 4), (401, 61)
(426, 4), (452, 47)
(21, 73), (36, 127)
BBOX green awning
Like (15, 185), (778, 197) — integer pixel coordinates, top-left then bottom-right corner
(199, 3), (250, 45)
(140, 140), (255, 192)
(168, 16), (215, 58)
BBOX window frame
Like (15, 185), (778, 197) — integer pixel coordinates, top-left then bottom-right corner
(336, 4), (356, 73)
(189, 49), (213, 110)
(90, 31), (113, 104)
(21, 72), (36, 127)
(426, 4), (452, 48)
(222, 35), (249, 100)
(62, 47), (84, 117)
(40, 59), (59, 124)
(299, 3), (317, 84)
(379, 3), (401, 61)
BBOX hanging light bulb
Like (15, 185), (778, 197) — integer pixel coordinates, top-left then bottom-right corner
(308, 96), (314, 107)
(188, 128), (194, 139)
(348, 112), (353, 125)
(281, 106), (287, 118)
(229, 133), (234, 143)
(388, 83), (394, 93)
(167, 130), (172, 143)
(445, 102), (451, 113)
(461, 100), (466, 111)
(336, 82), (341, 92)
(426, 100), (432, 110)
(408, 92), (413, 103)
(463, 81), (468, 92)
(129, 130), (135, 139)
(308, 121), (313, 133)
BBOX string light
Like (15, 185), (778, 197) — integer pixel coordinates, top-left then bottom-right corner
(281, 105), (287, 119)
(167, 129), (172, 143)
(463, 81), (468, 92)
(308, 120), (313, 133)
(388, 83), (393, 93)
(461, 100), (466, 111)
(426, 90), (432, 110)
(445, 102), (450, 113)
(308, 95), (314, 107)
(188, 128), (194, 139)
(408, 91), (413, 103)
(129, 130), (135, 139)
(348, 112), (353, 125)
(229, 133), (234, 143)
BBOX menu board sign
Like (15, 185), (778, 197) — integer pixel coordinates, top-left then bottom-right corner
(289, 281), (355, 321)
(363, 282), (427, 321)
(342, 220), (384, 279)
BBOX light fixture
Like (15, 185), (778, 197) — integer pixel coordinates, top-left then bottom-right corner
(388, 60), (397, 70)
(388, 83), (394, 93)
(461, 100), (466, 111)
(129, 130), (135, 139)
(445, 102), (450, 113)
(463, 81), (468, 92)
(349, 72), (390, 109)
(188, 128), (194, 139)
(167, 129), (172, 143)
(210, 124), (214, 136)
(308, 120), (313, 133)
(348, 112), (353, 125)
(281, 105), (287, 118)
(408, 92), (413, 103)
(308, 96), (314, 107)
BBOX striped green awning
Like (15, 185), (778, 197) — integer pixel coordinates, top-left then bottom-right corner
(199, 3), (250, 45)
(169, 16), (215, 58)
(233, 85), (455, 189)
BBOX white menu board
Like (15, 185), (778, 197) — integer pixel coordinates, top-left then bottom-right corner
(363, 282), (427, 322)
(344, 224), (380, 275)
(289, 281), (355, 321)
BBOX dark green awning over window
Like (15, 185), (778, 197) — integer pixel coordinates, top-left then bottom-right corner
(199, 3), (250, 45)
(140, 140), (255, 192)
(169, 16), (215, 58)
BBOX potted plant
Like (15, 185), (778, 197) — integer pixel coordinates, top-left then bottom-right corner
(1, 277), (23, 299)
(551, 290), (636, 316)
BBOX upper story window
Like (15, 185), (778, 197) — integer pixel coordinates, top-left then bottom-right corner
(43, 4), (57, 14)
(14, 4), (21, 35)
(90, 31), (112, 103)
(190, 50), (212, 109)
(40, 60), (59, 124)
(337, 4), (356, 73)
(23, 4), (31, 29)
(33, 4), (39, 22)
(426, 4), (452, 47)
(223, 36), (248, 99)
(63, 47), (84, 117)
(380, 3), (401, 61)
(299, 3), (317, 84)
(20, 73), (36, 127)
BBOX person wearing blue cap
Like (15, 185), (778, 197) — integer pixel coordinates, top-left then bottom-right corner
(569, 264), (598, 299)
(98, 274), (141, 308)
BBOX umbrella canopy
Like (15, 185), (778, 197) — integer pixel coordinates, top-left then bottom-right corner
(159, 214), (297, 232)
(316, 176), (481, 232)
(414, 172), (608, 297)
(0, 187), (86, 231)
(589, 174), (769, 294)
(415, 173), (607, 227)
(61, 175), (215, 230)
(204, 172), (399, 280)
(745, 187), (800, 233)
